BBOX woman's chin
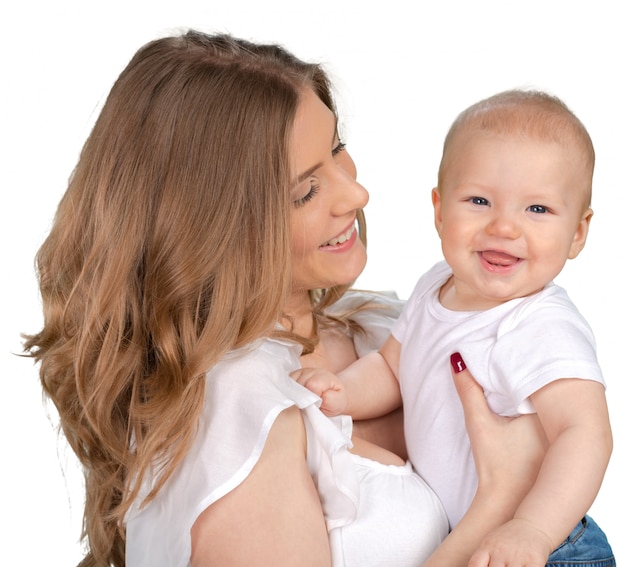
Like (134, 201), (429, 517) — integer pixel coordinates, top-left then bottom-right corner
(327, 258), (367, 288)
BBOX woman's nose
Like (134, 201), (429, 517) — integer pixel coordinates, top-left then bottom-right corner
(332, 155), (369, 213)
(332, 174), (369, 215)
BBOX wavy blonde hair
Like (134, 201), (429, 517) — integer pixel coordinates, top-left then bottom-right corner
(23, 30), (353, 566)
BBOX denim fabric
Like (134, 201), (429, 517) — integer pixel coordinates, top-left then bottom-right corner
(546, 515), (615, 566)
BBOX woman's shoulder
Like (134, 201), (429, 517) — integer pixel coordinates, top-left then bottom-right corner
(209, 335), (301, 389)
(125, 336), (321, 566)
(183, 336), (320, 469)
(327, 290), (405, 356)
(328, 289), (404, 315)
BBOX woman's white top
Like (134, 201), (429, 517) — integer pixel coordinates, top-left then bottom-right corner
(125, 292), (448, 566)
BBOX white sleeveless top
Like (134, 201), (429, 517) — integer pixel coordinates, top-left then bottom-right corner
(125, 292), (448, 566)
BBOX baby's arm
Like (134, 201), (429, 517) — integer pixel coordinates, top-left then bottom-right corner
(292, 335), (402, 419)
(470, 378), (612, 565)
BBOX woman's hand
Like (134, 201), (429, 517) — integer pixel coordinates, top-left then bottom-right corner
(451, 352), (548, 501)
(424, 353), (549, 567)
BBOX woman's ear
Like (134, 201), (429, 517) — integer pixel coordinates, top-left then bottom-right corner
(432, 187), (443, 238)
(568, 207), (593, 259)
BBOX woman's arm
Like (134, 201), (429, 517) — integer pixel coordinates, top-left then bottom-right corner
(423, 354), (549, 567)
(190, 405), (331, 566)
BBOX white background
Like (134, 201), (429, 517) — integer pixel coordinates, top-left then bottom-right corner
(2, 0), (623, 563)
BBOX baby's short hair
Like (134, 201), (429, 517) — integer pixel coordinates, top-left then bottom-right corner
(438, 89), (595, 203)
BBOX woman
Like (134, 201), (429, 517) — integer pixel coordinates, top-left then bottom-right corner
(24, 30), (546, 566)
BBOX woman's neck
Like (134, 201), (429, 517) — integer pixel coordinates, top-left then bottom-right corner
(282, 289), (315, 338)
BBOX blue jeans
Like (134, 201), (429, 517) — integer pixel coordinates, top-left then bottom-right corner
(547, 515), (615, 566)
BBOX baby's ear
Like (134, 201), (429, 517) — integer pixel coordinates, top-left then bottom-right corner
(432, 187), (443, 237)
(568, 207), (593, 259)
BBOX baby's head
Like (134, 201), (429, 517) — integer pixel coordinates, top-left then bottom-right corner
(433, 90), (595, 309)
(438, 89), (594, 209)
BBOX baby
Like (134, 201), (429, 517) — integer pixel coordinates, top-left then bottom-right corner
(293, 89), (614, 565)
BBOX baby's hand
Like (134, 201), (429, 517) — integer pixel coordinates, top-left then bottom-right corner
(469, 518), (553, 567)
(290, 368), (348, 417)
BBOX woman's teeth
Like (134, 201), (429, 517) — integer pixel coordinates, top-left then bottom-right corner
(323, 225), (355, 246)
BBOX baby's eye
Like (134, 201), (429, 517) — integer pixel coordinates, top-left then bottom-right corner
(470, 197), (490, 206)
(527, 204), (547, 214)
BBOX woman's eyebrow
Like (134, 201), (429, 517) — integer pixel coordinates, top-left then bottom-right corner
(295, 162), (322, 185)
(292, 117), (338, 186)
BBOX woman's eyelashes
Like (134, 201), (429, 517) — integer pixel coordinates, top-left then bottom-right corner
(292, 142), (346, 208)
(332, 141), (346, 156)
(293, 182), (320, 208)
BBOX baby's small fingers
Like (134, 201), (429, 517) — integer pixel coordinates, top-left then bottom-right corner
(290, 370), (325, 397)
(290, 368), (315, 385)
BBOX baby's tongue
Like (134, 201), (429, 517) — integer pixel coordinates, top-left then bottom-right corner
(481, 250), (518, 266)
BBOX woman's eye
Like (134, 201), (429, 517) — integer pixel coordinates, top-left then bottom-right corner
(332, 141), (346, 156)
(293, 182), (320, 208)
(527, 204), (548, 214)
(470, 196), (489, 206)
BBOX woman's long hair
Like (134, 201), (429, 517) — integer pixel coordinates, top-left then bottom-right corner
(23, 30), (341, 566)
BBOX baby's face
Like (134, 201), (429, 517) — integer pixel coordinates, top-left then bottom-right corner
(432, 129), (592, 311)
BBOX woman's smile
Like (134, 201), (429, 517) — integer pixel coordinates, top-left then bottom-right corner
(320, 222), (357, 249)
(289, 88), (368, 291)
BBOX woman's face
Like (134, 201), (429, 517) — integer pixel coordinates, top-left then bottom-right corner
(289, 88), (369, 293)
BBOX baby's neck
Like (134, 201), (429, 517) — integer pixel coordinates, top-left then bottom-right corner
(439, 276), (509, 312)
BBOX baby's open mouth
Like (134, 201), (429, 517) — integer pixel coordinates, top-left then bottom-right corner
(479, 250), (520, 266)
